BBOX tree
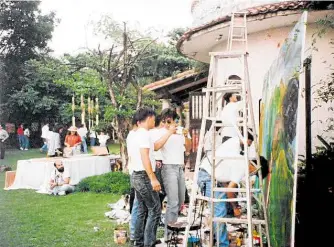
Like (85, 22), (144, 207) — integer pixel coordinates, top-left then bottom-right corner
(0, 0), (55, 122)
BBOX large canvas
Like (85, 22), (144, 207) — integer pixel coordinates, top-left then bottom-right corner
(259, 12), (307, 247)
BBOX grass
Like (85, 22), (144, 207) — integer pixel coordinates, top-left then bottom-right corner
(0, 144), (132, 247)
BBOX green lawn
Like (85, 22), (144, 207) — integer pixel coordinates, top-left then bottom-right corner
(0, 145), (131, 247)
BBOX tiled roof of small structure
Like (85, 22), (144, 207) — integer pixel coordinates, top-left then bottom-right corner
(142, 70), (200, 91)
(177, 1), (311, 53)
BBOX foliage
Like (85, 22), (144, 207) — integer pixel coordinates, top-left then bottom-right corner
(6, 59), (71, 124)
(76, 172), (130, 194)
(0, 1), (56, 122)
(311, 15), (334, 132)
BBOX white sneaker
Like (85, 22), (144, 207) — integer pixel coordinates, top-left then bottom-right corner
(58, 191), (66, 196)
(24, 148), (28, 151)
(20, 147), (23, 150)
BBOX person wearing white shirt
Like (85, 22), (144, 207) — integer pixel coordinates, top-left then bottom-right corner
(220, 93), (243, 142)
(49, 160), (75, 196)
(47, 126), (61, 157)
(77, 124), (88, 153)
(23, 128), (30, 150)
(0, 124), (9, 159)
(130, 107), (164, 247)
(40, 123), (49, 152)
(127, 114), (138, 243)
(198, 133), (254, 247)
(97, 132), (110, 147)
(154, 108), (192, 241)
(89, 128), (97, 146)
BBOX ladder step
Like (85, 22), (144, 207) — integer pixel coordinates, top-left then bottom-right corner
(213, 156), (245, 160)
(209, 51), (247, 58)
(196, 195), (247, 202)
(213, 217), (265, 225)
(233, 25), (246, 28)
(202, 86), (242, 93)
(213, 188), (261, 193)
(231, 39), (247, 42)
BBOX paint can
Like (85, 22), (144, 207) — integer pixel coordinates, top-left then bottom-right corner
(114, 227), (127, 244)
(187, 236), (200, 247)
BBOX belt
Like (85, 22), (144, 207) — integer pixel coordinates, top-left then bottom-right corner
(199, 168), (209, 174)
(133, 170), (146, 174)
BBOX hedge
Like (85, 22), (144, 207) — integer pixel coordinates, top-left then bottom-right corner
(76, 172), (130, 194)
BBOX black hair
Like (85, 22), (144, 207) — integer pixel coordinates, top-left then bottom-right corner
(155, 115), (161, 127)
(223, 93), (233, 103)
(252, 156), (269, 179)
(79, 124), (84, 128)
(131, 112), (138, 126)
(135, 107), (156, 122)
(160, 108), (178, 122)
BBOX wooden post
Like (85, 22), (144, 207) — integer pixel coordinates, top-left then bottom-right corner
(88, 96), (91, 129)
(304, 57), (312, 172)
(72, 94), (75, 126)
(95, 97), (99, 126)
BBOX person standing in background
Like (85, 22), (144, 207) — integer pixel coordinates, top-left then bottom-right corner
(23, 127), (30, 151)
(40, 123), (49, 152)
(17, 124), (24, 150)
(89, 127), (97, 147)
(77, 124), (88, 154)
(0, 124), (9, 159)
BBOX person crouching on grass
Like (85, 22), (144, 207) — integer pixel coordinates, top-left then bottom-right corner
(49, 160), (75, 196)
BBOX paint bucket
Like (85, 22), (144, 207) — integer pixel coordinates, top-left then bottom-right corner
(187, 236), (200, 247)
(114, 227), (127, 244)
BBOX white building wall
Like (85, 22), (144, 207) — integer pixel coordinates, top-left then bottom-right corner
(211, 23), (334, 153)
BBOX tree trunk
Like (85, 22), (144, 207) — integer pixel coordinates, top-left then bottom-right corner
(114, 116), (129, 173)
(137, 88), (142, 109)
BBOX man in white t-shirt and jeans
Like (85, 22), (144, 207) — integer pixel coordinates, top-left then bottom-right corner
(198, 132), (254, 247)
(49, 160), (75, 196)
(130, 107), (173, 247)
(154, 108), (192, 242)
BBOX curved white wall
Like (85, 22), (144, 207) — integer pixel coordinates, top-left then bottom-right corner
(211, 23), (334, 153)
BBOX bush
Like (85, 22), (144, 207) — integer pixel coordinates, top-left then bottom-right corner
(76, 172), (130, 194)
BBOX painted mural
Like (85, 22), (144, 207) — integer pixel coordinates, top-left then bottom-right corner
(259, 12), (307, 247)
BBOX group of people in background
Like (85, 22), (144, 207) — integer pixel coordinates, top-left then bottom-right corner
(127, 107), (192, 247)
(40, 123), (110, 157)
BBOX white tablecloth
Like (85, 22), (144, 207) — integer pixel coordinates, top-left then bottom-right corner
(5, 155), (120, 190)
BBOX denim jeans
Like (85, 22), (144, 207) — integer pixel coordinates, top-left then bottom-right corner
(24, 136), (29, 149)
(130, 196), (139, 240)
(41, 138), (48, 152)
(51, 184), (75, 195)
(81, 137), (88, 153)
(18, 135), (25, 149)
(131, 171), (161, 247)
(90, 137), (96, 146)
(161, 164), (185, 240)
(197, 169), (229, 247)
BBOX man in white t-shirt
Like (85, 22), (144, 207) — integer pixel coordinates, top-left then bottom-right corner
(198, 133), (254, 247)
(40, 123), (49, 152)
(49, 160), (75, 196)
(220, 92), (243, 142)
(77, 124), (88, 153)
(130, 107), (169, 247)
(154, 108), (192, 241)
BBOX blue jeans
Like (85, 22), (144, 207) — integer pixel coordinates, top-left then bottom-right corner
(131, 171), (161, 247)
(197, 169), (229, 247)
(41, 138), (48, 152)
(130, 196), (139, 240)
(161, 164), (185, 240)
(81, 137), (88, 153)
(18, 135), (25, 149)
(90, 137), (96, 146)
(24, 136), (29, 149)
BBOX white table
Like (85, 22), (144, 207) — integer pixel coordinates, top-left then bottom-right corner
(5, 154), (120, 191)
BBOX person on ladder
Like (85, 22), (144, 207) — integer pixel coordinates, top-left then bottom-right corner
(197, 132), (254, 247)
(220, 91), (243, 143)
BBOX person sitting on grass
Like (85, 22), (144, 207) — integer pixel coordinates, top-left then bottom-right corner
(49, 160), (75, 196)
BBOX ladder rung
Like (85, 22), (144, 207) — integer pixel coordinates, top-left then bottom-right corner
(209, 51), (247, 58)
(202, 86), (242, 93)
(213, 217), (265, 225)
(213, 188), (261, 193)
(196, 195), (247, 202)
(233, 26), (246, 28)
(231, 39), (247, 42)
(213, 156), (245, 160)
